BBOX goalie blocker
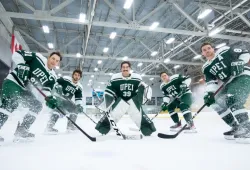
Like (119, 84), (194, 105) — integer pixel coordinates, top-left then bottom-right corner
(96, 72), (155, 136)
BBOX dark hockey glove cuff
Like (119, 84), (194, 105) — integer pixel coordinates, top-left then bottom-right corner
(204, 92), (215, 107)
(45, 96), (58, 109)
(231, 59), (245, 76)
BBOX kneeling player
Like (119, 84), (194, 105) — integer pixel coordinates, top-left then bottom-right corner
(201, 42), (250, 143)
(95, 61), (156, 136)
(45, 69), (84, 134)
(160, 72), (196, 132)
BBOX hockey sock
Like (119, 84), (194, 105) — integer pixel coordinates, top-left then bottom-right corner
(47, 113), (60, 128)
(169, 111), (179, 123)
(0, 112), (8, 129)
(67, 114), (77, 129)
(182, 110), (193, 124)
(20, 113), (36, 130)
(218, 108), (237, 127)
(230, 106), (249, 124)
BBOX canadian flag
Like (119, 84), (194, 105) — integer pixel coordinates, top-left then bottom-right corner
(11, 34), (22, 54)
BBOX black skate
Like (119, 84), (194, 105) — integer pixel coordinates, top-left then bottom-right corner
(13, 124), (35, 143)
(44, 127), (59, 135)
(223, 125), (239, 140)
(0, 136), (4, 143)
(234, 122), (250, 144)
(184, 122), (197, 133)
(170, 121), (182, 132)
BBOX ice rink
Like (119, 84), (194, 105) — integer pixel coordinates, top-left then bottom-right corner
(0, 111), (249, 170)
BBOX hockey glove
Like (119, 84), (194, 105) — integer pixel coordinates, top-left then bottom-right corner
(16, 63), (30, 83)
(55, 85), (63, 95)
(161, 103), (168, 111)
(231, 59), (245, 76)
(45, 96), (58, 109)
(180, 83), (187, 95)
(76, 104), (83, 113)
(204, 92), (215, 107)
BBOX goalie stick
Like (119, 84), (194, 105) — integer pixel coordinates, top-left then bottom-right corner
(158, 77), (232, 139)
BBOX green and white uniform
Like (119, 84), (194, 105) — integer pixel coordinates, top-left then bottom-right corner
(160, 74), (193, 126)
(202, 46), (250, 127)
(0, 50), (57, 139)
(46, 76), (83, 131)
(95, 73), (156, 136)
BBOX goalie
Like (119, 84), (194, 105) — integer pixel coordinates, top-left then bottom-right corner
(95, 61), (156, 136)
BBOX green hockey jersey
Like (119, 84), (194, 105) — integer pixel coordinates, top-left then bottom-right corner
(105, 73), (142, 101)
(7, 50), (57, 96)
(160, 74), (191, 103)
(202, 46), (250, 92)
(56, 76), (83, 105)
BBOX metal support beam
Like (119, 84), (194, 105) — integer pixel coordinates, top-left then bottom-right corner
(138, 1), (167, 24)
(40, 53), (203, 65)
(225, 29), (250, 35)
(42, 0), (46, 10)
(61, 35), (82, 51)
(2, 11), (250, 42)
(139, 41), (152, 52)
(84, 0), (97, 55)
(50, 0), (75, 15)
(61, 71), (159, 78)
(18, 29), (49, 52)
(172, 2), (204, 31)
(114, 40), (135, 57)
(18, 0), (36, 12)
(103, 0), (131, 23)
(237, 13), (250, 28)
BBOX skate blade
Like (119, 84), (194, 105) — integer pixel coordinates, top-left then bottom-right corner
(170, 128), (182, 132)
(184, 129), (198, 133)
(235, 137), (250, 144)
(43, 131), (58, 135)
(13, 137), (34, 143)
(224, 135), (235, 140)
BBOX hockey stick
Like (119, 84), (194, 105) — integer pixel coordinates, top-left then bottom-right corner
(158, 78), (232, 139)
(31, 83), (97, 142)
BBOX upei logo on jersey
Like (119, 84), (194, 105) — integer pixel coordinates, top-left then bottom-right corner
(31, 68), (55, 85)
(120, 83), (134, 91)
(65, 85), (76, 94)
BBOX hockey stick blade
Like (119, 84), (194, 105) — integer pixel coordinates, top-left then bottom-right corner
(157, 124), (187, 139)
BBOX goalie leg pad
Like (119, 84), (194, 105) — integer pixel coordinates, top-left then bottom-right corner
(95, 98), (130, 135)
(140, 111), (156, 136)
(127, 97), (156, 136)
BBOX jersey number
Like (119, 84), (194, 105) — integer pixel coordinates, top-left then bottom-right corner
(218, 71), (227, 80)
(123, 91), (131, 97)
(170, 91), (178, 96)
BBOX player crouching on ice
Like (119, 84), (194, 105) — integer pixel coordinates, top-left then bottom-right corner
(95, 61), (156, 136)
(201, 42), (250, 143)
(160, 72), (196, 133)
(45, 69), (84, 134)
(0, 50), (62, 142)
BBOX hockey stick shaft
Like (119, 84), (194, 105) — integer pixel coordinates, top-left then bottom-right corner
(32, 84), (96, 142)
(158, 78), (231, 139)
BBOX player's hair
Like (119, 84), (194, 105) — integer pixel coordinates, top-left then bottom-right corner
(49, 51), (62, 61)
(200, 42), (213, 52)
(160, 71), (168, 77)
(72, 69), (82, 77)
(121, 61), (131, 68)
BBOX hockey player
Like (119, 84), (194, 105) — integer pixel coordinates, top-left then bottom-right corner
(201, 42), (250, 142)
(95, 61), (156, 136)
(160, 72), (196, 132)
(45, 69), (84, 133)
(0, 50), (62, 142)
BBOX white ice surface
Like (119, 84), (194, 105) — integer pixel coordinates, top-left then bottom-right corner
(0, 111), (250, 170)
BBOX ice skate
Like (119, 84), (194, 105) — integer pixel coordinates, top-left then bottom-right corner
(13, 123), (35, 143)
(0, 136), (4, 143)
(184, 122), (197, 133)
(44, 127), (59, 135)
(170, 121), (182, 132)
(234, 122), (250, 144)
